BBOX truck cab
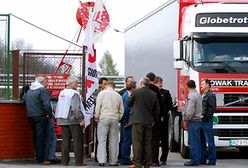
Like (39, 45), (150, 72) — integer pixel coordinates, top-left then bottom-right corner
(173, 0), (248, 158)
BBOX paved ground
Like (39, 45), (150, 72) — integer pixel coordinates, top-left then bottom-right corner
(0, 149), (248, 167)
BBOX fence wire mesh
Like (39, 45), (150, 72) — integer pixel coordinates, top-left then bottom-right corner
(0, 50), (83, 100)
(0, 15), (10, 100)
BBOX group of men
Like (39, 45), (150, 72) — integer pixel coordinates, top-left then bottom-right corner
(93, 72), (173, 168)
(22, 73), (216, 168)
(184, 79), (217, 166)
(23, 75), (85, 166)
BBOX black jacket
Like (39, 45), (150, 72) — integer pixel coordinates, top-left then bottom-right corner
(127, 87), (160, 125)
(160, 88), (173, 117)
(148, 83), (162, 117)
(202, 90), (216, 121)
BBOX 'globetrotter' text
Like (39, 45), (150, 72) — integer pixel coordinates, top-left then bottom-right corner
(196, 13), (248, 27)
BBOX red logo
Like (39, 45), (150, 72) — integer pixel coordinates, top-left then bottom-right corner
(76, 1), (110, 35)
(86, 79), (95, 93)
(92, 5), (110, 34)
(76, 1), (95, 30)
(88, 45), (96, 63)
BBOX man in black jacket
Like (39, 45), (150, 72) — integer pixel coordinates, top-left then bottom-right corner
(127, 77), (160, 168)
(154, 76), (173, 165)
(146, 72), (162, 166)
(24, 75), (52, 164)
(200, 79), (217, 165)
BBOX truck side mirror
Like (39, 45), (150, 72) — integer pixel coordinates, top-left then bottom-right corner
(173, 40), (183, 69)
(174, 60), (184, 69)
(173, 40), (183, 60)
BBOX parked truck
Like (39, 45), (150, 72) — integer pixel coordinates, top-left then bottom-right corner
(124, 0), (248, 158)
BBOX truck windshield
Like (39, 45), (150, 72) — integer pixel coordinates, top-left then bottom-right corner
(192, 38), (248, 73)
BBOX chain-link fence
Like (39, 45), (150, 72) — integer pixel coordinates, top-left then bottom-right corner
(22, 51), (83, 84)
(0, 14), (10, 100)
(0, 50), (83, 100)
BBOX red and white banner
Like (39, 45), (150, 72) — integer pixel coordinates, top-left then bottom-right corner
(77, 0), (110, 127)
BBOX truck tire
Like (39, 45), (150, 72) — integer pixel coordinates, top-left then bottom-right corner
(180, 127), (189, 159)
(239, 147), (248, 154)
(168, 111), (179, 152)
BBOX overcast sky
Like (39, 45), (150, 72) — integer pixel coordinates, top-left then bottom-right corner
(0, 0), (170, 75)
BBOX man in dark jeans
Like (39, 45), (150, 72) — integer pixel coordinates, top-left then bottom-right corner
(127, 77), (160, 168)
(119, 80), (136, 165)
(23, 75), (52, 164)
(118, 76), (135, 164)
(184, 80), (203, 166)
(200, 79), (217, 165)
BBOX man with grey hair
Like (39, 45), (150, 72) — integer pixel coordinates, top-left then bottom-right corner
(23, 74), (52, 164)
(127, 77), (160, 168)
(55, 75), (85, 166)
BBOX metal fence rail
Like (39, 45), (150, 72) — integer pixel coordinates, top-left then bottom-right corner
(0, 74), (124, 99)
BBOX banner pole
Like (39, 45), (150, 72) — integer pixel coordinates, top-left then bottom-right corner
(82, 45), (87, 101)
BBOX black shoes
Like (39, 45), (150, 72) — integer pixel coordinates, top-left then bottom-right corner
(184, 161), (199, 166)
(160, 161), (167, 165)
(49, 158), (61, 164)
(151, 162), (161, 166)
(199, 162), (206, 165)
(199, 162), (216, 166)
(207, 162), (216, 165)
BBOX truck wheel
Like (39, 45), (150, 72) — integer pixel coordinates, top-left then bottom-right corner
(168, 112), (179, 152)
(239, 147), (248, 154)
(180, 127), (189, 159)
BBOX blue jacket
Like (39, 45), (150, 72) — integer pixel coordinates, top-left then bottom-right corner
(24, 87), (52, 118)
(120, 91), (131, 125)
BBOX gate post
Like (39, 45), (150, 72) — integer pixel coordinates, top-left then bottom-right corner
(12, 50), (19, 100)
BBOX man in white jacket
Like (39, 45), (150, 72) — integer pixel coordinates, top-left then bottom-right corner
(95, 81), (124, 166)
(55, 75), (85, 166)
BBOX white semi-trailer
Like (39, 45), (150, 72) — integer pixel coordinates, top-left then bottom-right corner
(124, 0), (178, 97)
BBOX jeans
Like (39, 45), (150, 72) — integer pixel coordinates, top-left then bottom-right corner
(45, 118), (57, 160)
(119, 123), (132, 164)
(29, 116), (48, 163)
(200, 120), (216, 164)
(188, 120), (202, 164)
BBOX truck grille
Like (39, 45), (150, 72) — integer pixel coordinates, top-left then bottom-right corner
(224, 94), (248, 107)
(214, 129), (248, 137)
(218, 116), (248, 124)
